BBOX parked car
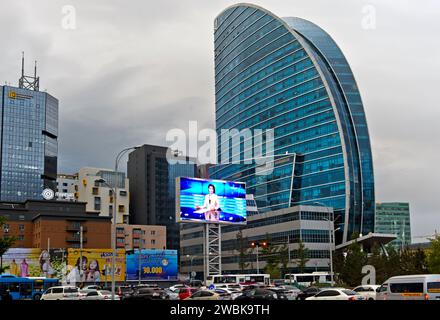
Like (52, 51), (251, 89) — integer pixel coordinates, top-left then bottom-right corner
(305, 288), (365, 301)
(241, 283), (269, 292)
(352, 285), (381, 300)
(178, 287), (199, 300)
(168, 283), (189, 292)
(278, 285), (302, 300)
(117, 285), (135, 299)
(213, 288), (242, 300)
(40, 286), (80, 300)
(296, 287), (322, 300)
(80, 290), (120, 300)
(272, 279), (286, 286)
(79, 289), (97, 299)
(82, 285), (102, 291)
(235, 288), (280, 300)
(214, 284), (242, 291)
(265, 287), (289, 300)
(164, 288), (180, 300)
(376, 274), (440, 301)
(185, 290), (221, 300)
(123, 287), (168, 300)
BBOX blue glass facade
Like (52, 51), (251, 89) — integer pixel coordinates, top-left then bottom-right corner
(0, 85), (58, 201)
(209, 4), (375, 244)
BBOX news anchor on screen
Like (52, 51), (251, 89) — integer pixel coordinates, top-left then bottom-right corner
(195, 184), (220, 222)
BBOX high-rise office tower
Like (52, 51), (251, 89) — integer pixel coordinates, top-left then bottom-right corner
(375, 202), (411, 249)
(0, 55), (58, 201)
(127, 144), (197, 250)
(210, 4), (375, 244)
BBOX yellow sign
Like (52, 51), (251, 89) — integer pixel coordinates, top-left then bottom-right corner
(428, 289), (440, 293)
(67, 248), (126, 283)
(8, 91), (16, 99)
(401, 293), (422, 297)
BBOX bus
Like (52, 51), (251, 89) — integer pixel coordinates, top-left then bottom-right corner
(206, 274), (270, 288)
(0, 274), (59, 300)
(284, 272), (332, 288)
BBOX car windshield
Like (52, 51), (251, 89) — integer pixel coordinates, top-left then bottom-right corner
(284, 285), (299, 290)
(99, 291), (112, 295)
(342, 290), (357, 296)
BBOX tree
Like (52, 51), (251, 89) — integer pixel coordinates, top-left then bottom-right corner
(0, 217), (16, 274)
(235, 230), (251, 272)
(339, 239), (367, 286)
(399, 248), (428, 275)
(427, 234), (440, 273)
(261, 234), (281, 279)
(278, 243), (290, 277)
(384, 245), (401, 280)
(295, 240), (309, 273)
(367, 244), (388, 284)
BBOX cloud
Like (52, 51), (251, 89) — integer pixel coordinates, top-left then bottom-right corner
(0, 0), (438, 239)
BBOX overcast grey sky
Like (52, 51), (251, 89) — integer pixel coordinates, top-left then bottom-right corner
(0, 0), (439, 242)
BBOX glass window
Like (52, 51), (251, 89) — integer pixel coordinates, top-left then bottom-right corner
(427, 282), (440, 293)
(390, 283), (423, 293)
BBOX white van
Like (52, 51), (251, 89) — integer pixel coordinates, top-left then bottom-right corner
(40, 286), (80, 300)
(376, 275), (440, 300)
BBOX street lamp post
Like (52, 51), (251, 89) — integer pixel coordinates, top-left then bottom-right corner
(96, 145), (140, 300)
(186, 255), (195, 281)
(251, 241), (267, 274)
(313, 202), (336, 286)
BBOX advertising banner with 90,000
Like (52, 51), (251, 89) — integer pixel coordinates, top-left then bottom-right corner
(176, 177), (246, 225)
(126, 249), (178, 281)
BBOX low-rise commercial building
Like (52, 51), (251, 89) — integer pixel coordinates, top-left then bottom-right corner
(116, 224), (167, 250)
(55, 168), (130, 224)
(0, 200), (111, 249)
(180, 200), (334, 278)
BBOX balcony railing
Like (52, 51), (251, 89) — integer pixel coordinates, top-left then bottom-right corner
(65, 237), (88, 243)
(65, 225), (88, 232)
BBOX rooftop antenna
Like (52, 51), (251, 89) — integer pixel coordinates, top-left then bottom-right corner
(18, 51), (40, 91)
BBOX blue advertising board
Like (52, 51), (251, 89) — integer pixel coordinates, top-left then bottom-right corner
(125, 249), (178, 281)
(176, 177), (246, 225)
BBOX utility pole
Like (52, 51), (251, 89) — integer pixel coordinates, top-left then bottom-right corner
(256, 244), (259, 274)
(79, 226), (83, 284)
(138, 240), (142, 286)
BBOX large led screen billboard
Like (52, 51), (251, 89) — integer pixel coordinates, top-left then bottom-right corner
(176, 177), (246, 225)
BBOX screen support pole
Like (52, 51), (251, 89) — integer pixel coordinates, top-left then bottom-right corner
(204, 223), (222, 283)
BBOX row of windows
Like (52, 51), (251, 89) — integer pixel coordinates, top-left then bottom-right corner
(181, 229), (330, 255)
(217, 59), (317, 127)
(216, 40), (301, 99)
(217, 48), (309, 110)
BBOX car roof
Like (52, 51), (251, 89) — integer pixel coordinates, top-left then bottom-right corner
(354, 284), (380, 288)
(388, 274), (440, 280)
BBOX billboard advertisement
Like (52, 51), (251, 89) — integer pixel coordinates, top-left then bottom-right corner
(176, 177), (246, 224)
(66, 249), (125, 284)
(2, 248), (67, 280)
(126, 249), (178, 281)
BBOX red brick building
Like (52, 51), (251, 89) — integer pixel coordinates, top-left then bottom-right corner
(0, 200), (111, 249)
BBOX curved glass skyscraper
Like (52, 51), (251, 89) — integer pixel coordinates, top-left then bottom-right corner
(210, 3), (375, 244)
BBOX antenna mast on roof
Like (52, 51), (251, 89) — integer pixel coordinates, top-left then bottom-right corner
(18, 51), (40, 91)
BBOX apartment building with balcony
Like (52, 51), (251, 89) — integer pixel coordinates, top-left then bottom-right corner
(116, 224), (166, 250)
(56, 168), (130, 224)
